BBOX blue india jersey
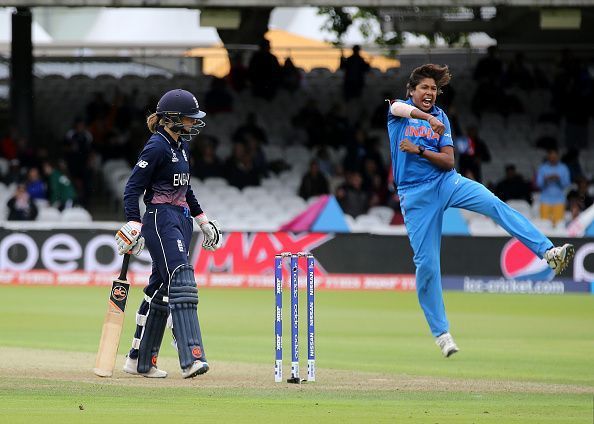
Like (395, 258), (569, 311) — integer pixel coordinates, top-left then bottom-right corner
(387, 98), (453, 189)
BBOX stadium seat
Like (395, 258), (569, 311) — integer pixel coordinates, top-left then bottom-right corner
(37, 207), (62, 222)
(368, 206), (395, 224)
(61, 207), (93, 223)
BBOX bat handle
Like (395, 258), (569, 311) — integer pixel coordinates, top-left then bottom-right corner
(118, 254), (131, 281)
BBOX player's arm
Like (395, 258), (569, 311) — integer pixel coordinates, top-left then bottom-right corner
(124, 141), (162, 222)
(400, 139), (454, 170)
(390, 101), (445, 135)
(116, 141), (162, 256)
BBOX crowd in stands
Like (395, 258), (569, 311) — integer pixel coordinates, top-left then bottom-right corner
(1, 43), (593, 229)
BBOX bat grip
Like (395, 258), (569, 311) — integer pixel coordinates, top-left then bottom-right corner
(118, 254), (131, 281)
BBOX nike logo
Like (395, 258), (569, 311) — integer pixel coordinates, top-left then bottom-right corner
(455, 178), (460, 185)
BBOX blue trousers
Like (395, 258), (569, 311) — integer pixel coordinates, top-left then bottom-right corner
(399, 171), (553, 337)
(142, 204), (194, 297)
(128, 204), (194, 360)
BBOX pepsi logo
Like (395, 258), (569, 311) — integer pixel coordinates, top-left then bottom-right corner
(500, 239), (554, 281)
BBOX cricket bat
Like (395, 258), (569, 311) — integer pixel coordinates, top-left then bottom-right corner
(93, 254), (131, 377)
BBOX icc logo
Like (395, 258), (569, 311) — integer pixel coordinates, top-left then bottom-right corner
(112, 285), (128, 301)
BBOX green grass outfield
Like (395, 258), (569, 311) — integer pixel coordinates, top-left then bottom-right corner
(0, 285), (593, 423)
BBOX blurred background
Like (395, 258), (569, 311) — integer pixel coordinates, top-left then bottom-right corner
(0, 1), (593, 288)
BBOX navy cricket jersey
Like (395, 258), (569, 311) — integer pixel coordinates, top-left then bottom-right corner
(387, 98), (453, 189)
(124, 126), (203, 222)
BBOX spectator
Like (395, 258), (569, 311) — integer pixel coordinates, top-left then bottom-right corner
(298, 159), (330, 200)
(248, 39), (281, 100)
(343, 127), (369, 173)
(536, 148), (571, 225)
(371, 93), (392, 129)
(313, 146), (335, 177)
(561, 147), (584, 183)
(204, 77), (234, 115)
(340, 45), (370, 101)
(455, 126), (491, 183)
(494, 164), (533, 204)
(227, 52), (249, 93)
(362, 157), (388, 207)
(292, 98), (326, 147)
(25, 167), (46, 201)
(472, 46), (505, 116)
(64, 118), (93, 206)
(0, 126), (18, 160)
(324, 102), (352, 148)
(224, 142), (261, 189)
(42, 160), (77, 210)
(280, 57), (302, 93)
(85, 91), (109, 124)
(7, 183), (38, 221)
(336, 171), (369, 218)
(233, 112), (268, 146)
(3, 159), (24, 185)
(504, 52), (534, 91)
(192, 137), (224, 180)
(567, 176), (593, 219)
(473, 46), (504, 84)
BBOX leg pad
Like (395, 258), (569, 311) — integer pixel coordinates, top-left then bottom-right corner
(169, 265), (206, 370)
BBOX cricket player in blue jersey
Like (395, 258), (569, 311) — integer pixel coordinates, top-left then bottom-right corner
(115, 89), (222, 378)
(387, 64), (574, 357)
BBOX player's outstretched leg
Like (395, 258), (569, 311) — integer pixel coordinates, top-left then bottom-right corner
(123, 287), (169, 378)
(544, 243), (575, 275)
(169, 264), (209, 379)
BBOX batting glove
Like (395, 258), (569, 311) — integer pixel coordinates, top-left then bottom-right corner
(195, 214), (223, 251)
(115, 221), (145, 256)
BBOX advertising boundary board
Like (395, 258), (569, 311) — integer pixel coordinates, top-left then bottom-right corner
(0, 226), (592, 294)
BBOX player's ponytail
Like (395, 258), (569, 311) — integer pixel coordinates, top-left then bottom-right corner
(146, 113), (160, 133)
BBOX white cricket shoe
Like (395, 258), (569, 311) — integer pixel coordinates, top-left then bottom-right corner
(123, 356), (168, 378)
(435, 332), (459, 358)
(181, 360), (209, 379)
(544, 244), (575, 275)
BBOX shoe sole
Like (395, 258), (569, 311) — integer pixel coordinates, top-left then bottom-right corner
(560, 244), (575, 273)
(183, 364), (209, 379)
(445, 348), (459, 358)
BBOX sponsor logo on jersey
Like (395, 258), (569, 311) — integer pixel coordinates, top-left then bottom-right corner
(405, 125), (440, 140)
(500, 238), (554, 281)
(137, 160), (148, 168)
(173, 173), (190, 186)
(182, 149), (188, 162)
(177, 239), (184, 252)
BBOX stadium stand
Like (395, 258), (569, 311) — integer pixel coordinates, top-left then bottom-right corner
(1, 52), (593, 234)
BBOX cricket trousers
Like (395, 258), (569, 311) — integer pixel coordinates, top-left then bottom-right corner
(128, 203), (194, 360)
(398, 170), (553, 337)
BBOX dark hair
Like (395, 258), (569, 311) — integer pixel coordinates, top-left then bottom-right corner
(406, 64), (452, 97)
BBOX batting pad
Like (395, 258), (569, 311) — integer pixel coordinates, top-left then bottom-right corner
(169, 265), (206, 370)
(137, 288), (169, 373)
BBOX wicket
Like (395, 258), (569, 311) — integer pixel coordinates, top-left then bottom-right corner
(274, 252), (315, 384)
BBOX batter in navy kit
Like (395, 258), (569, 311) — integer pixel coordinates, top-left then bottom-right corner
(115, 89), (223, 379)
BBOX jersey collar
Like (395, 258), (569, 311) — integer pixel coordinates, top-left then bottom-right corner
(156, 126), (181, 149)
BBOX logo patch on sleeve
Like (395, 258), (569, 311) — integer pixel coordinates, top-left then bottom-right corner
(177, 239), (184, 252)
(137, 160), (148, 168)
